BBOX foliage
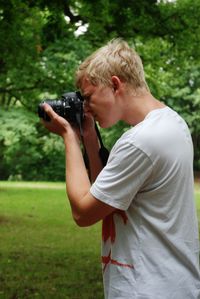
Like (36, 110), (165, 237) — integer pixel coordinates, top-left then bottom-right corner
(0, 0), (93, 110)
(0, 108), (65, 181)
(0, 0), (200, 180)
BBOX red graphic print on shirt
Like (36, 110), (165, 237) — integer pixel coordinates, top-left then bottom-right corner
(102, 210), (134, 272)
(102, 210), (128, 243)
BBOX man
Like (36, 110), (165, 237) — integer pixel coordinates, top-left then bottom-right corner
(42, 38), (200, 298)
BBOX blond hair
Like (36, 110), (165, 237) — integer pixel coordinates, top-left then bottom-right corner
(75, 38), (149, 92)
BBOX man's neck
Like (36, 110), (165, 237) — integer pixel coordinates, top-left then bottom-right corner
(121, 91), (166, 126)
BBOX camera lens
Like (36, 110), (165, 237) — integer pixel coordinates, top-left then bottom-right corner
(38, 91), (84, 126)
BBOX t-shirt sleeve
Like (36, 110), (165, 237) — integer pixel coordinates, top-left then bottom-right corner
(90, 140), (153, 210)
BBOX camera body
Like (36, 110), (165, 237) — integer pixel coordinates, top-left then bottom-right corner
(38, 91), (84, 127)
(38, 90), (109, 166)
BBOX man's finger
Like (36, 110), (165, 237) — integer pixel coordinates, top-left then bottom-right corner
(43, 103), (58, 120)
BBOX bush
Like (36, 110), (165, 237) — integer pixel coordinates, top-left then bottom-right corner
(0, 108), (65, 181)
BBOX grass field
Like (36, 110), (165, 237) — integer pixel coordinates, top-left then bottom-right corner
(0, 181), (200, 299)
(0, 182), (103, 299)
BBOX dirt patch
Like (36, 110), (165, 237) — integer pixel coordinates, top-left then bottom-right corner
(0, 215), (21, 225)
(0, 215), (11, 224)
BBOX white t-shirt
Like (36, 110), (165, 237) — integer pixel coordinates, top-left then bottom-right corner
(90, 107), (200, 299)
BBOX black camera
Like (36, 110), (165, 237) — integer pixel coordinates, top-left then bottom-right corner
(38, 91), (110, 166)
(38, 91), (84, 127)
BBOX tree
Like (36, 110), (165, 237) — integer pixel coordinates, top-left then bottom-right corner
(0, 0), (200, 180)
(0, 0), (92, 109)
(0, 108), (66, 181)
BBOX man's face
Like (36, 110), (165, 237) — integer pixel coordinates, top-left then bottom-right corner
(81, 77), (120, 128)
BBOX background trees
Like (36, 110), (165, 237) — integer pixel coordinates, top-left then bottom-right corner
(0, 0), (200, 180)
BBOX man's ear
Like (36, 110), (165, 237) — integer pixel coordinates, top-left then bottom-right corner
(111, 76), (122, 92)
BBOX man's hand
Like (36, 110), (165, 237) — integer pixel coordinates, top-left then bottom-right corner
(41, 103), (75, 139)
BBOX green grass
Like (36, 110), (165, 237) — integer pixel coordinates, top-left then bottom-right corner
(0, 181), (200, 299)
(0, 182), (103, 299)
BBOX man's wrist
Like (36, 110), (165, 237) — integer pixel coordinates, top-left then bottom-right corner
(63, 129), (81, 149)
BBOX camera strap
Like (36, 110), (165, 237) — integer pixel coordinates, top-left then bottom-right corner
(94, 123), (109, 166)
(80, 123), (109, 173)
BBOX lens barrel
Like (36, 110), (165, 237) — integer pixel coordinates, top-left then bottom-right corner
(38, 92), (84, 126)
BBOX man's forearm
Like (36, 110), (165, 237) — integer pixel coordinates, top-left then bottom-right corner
(63, 132), (91, 220)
